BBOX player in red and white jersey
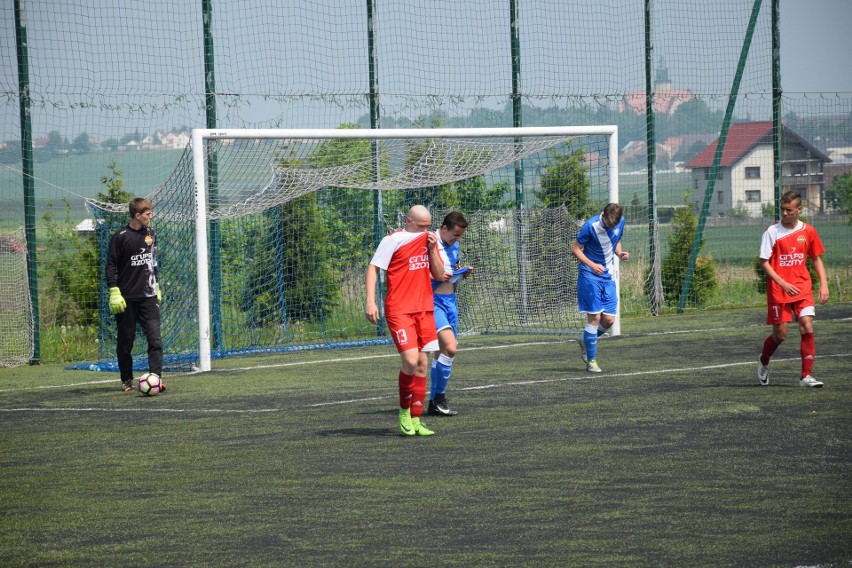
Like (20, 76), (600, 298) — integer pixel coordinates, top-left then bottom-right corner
(757, 191), (829, 388)
(366, 205), (447, 435)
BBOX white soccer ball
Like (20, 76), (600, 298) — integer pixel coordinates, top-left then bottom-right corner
(137, 373), (162, 396)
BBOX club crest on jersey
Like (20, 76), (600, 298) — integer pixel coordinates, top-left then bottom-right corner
(797, 235), (806, 246)
(145, 235), (154, 246)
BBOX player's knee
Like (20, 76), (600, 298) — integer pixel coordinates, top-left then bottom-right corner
(414, 352), (432, 375)
(399, 351), (420, 374)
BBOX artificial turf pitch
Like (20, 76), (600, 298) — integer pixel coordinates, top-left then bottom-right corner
(1, 304), (850, 566)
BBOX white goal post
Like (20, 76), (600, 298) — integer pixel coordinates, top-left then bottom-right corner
(191, 126), (620, 372)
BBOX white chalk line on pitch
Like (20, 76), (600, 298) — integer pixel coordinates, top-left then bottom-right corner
(0, 340), (567, 394)
(5, 316), (848, 396)
(219, 340), (567, 372)
(1, 352), (848, 414)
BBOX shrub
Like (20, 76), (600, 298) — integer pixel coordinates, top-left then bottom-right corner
(656, 203), (717, 307)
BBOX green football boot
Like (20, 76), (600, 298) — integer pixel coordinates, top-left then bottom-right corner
(399, 408), (415, 436)
(412, 417), (434, 436)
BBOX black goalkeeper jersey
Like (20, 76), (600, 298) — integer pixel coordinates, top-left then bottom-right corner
(106, 224), (159, 300)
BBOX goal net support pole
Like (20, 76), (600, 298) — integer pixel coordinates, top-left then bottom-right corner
(192, 129), (213, 372)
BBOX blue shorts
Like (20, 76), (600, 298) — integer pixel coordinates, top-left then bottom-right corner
(433, 293), (458, 336)
(577, 275), (618, 316)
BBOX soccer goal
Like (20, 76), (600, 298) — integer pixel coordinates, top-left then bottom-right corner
(87, 126), (619, 372)
(0, 227), (34, 368)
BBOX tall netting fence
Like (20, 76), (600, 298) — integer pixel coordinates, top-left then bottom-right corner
(0, 0), (849, 367)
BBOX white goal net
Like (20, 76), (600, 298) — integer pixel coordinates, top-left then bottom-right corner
(87, 126), (619, 371)
(0, 227), (34, 368)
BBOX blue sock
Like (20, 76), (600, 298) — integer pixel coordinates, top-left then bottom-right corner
(597, 325), (608, 337)
(584, 324), (598, 361)
(435, 354), (454, 395)
(429, 360), (439, 400)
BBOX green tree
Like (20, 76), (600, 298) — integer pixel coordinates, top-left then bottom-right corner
(71, 132), (92, 154)
(674, 140), (710, 163)
(657, 203), (717, 307)
(535, 146), (594, 219)
(240, 147), (340, 327)
(119, 130), (141, 146)
(662, 99), (724, 139)
(453, 177), (512, 212)
(45, 130), (64, 152)
(34, 130), (65, 162)
(42, 162), (132, 329)
(41, 199), (99, 327)
(0, 140), (21, 164)
(309, 123), (392, 258)
(825, 171), (852, 222)
(101, 138), (121, 151)
(96, 160), (133, 204)
(95, 163), (132, 213)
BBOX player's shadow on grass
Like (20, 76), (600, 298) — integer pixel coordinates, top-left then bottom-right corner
(318, 427), (400, 438)
(318, 410), (421, 438)
(710, 383), (804, 389)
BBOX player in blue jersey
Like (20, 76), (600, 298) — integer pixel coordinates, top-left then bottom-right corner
(428, 211), (472, 416)
(571, 203), (629, 373)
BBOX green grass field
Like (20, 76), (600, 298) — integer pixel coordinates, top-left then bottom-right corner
(1, 304), (850, 566)
(620, 219), (852, 267)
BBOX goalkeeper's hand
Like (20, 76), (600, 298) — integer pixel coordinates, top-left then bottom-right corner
(109, 287), (126, 314)
(154, 282), (162, 302)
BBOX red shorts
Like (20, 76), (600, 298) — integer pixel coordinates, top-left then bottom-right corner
(766, 298), (815, 325)
(385, 311), (439, 353)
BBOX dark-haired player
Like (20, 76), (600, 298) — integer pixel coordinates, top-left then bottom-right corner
(571, 203), (629, 373)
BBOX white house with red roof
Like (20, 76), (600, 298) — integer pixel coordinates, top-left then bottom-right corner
(685, 121), (831, 217)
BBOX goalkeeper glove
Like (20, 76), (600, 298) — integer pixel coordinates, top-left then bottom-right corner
(154, 282), (162, 302)
(108, 287), (126, 314)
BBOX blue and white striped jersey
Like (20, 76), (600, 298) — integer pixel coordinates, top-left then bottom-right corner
(575, 213), (625, 281)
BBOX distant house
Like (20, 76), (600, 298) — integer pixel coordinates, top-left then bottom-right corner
(140, 134), (157, 149)
(161, 131), (190, 150)
(826, 146), (852, 164)
(619, 60), (695, 116)
(76, 218), (96, 237)
(685, 121), (831, 217)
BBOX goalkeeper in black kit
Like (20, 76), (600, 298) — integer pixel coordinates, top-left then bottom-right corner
(106, 197), (166, 393)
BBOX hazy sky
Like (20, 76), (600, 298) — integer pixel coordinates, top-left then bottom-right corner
(780, 0), (852, 92)
(0, 0), (849, 141)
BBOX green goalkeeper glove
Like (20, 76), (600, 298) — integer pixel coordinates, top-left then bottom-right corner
(109, 287), (126, 314)
(154, 282), (162, 302)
